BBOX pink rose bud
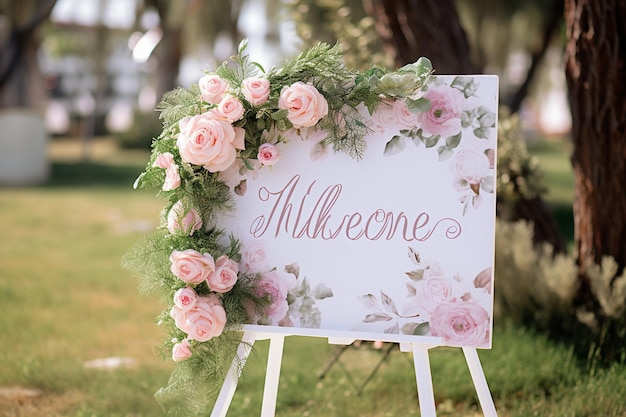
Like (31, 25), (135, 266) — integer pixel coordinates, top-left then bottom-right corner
(278, 82), (329, 128)
(242, 77), (270, 105)
(257, 143), (280, 166)
(172, 339), (192, 361)
(153, 152), (175, 169)
(167, 201), (203, 235)
(162, 164), (181, 191)
(198, 74), (229, 104)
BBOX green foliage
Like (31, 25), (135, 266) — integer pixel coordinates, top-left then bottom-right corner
(284, 0), (392, 70)
(494, 219), (578, 326)
(495, 113), (547, 217)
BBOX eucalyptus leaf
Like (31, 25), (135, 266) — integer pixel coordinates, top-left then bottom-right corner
(384, 135), (406, 156)
(437, 146), (454, 161)
(414, 322), (431, 336)
(445, 132), (462, 148)
(364, 312), (394, 323)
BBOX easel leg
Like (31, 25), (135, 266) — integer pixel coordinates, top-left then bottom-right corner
(462, 347), (497, 417)
(211, 332), (257, 417)
(260, 335), (286, 417)
(412, 344), (437, 417)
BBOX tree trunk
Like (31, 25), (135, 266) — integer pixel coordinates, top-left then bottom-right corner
(564, 0), (626, 283)
(362, 0), (475, 73)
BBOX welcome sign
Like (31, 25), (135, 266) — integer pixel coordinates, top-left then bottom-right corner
(223, 75), (498, 349)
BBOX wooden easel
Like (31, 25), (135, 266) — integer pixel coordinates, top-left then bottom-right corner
(210, 327), (497, 417)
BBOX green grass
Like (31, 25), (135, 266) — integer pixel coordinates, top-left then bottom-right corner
(0, 137), (624, 416)
(527, 136), (575, 246)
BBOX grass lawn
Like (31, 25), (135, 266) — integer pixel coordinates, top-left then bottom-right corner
(0, 137), (624, 417)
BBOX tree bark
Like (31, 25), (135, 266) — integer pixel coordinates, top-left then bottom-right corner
(564, 0), (626, 281)
(0, 0), (57, 109)
(362, 0), (475, 73)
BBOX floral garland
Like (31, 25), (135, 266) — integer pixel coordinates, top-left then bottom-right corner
(123, 40), (433, 416)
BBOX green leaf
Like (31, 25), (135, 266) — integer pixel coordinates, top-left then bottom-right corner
(271, 109), (288, 120)
(437, 146), (453, 161)
(405, 97), (431, 113)
(480, 176), (495, 193)
(384, 135), (406, 156)
(445, 132), (462, 148)
(237, 38), (248, 55)
(474, 127), (491, 139)
(422, 132), (440, 148)
(414, 322), (430, 336)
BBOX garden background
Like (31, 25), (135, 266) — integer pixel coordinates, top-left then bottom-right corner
(1, 1), (625, 416)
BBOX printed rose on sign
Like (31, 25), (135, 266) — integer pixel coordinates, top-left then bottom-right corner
(358, 248), (492, 347)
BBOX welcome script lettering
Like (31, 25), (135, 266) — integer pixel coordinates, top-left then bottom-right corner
(249, 175), (462, 242)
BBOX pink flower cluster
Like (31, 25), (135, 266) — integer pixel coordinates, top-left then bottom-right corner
(400, 260), (492, 347)
(168, 248), (240, 360)
(170, 290), (227, 360)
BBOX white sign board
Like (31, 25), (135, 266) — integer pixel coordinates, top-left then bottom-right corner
(223, 75), (498, 349)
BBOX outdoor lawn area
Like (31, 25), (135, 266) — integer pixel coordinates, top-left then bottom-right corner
(0, 136), (624, 417)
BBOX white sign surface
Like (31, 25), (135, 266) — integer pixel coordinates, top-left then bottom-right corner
(222, 75), (498, 348)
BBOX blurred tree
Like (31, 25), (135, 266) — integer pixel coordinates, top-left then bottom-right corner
(564, 0), (626, 332)
(142, 0), (243, 98)
(0, 0), (57, 108)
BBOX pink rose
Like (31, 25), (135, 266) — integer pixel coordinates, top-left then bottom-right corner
(371, 100), (398, 130)
(255, 270), (296, 321)
(257, 143), (280, 166)
(173, 287), (198, 311)
(211, 94), (245, 122)
(278, 82), (328, 128)
(242, 77), (270, 105)
(199, 74), (229, 104)
(185, 296), (227, 342)
(162, 164), (181, 191)
(207, 255), (239, 293)
(153, 152), (175, 168)
(417, 84), (464, 138)
(177, 113), (245, 172)
(242, 242), (268, 273)
(170, 305), (192, 334)
(430, 301), (490, 347)
(403, 276), (454, 317)
(167, 201), (203, 235)
(395, 99), (419, 129)
(169, 249), (215, 284)
(452, 148), (490, 186)
(172, 339), (192, 361)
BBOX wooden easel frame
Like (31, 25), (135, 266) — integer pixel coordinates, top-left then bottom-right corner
(210, 327), (497, 417)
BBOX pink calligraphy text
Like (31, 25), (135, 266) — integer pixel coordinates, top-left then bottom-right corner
(249, 175), (461, 242)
